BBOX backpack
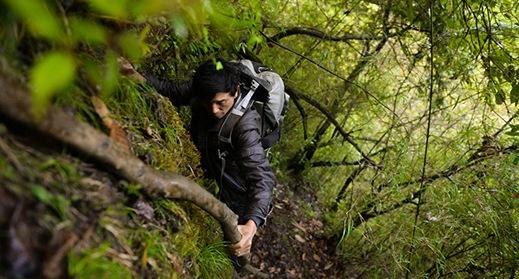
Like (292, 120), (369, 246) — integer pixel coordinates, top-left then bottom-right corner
(218, 59), (289, 150)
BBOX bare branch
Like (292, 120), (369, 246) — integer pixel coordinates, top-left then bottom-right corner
(290, 93), (309, 140)
(269, 26), (387, 42)
(286, 86), (377, 166)
(311, 160), (364, 168)
(311, 147), (388, 168)
(351, 143), (518, 228)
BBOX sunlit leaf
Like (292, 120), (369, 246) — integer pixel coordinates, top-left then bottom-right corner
(31, 184), (53, 204)
(131, 0), (178, 16)
(90, 96), (131, 150)
(82, 56), (102, 86)
(101, 52), (119, 96)
(70, 17), (107, 45)
(215, 61), (223, 70)
(246, 32), (263, 49)
(118, 32), (145, 61)
(87, 0), (128, 18)
(30, 52), (76, 116)
(172, 17), (189, 38)
(31, 184), (70, 220)
(506, 124), (519, 136)
(4, 0), (63, 40)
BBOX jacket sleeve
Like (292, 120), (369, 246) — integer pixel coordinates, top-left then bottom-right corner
(233, 109), (277, 227)
(142, 73), (193, 106)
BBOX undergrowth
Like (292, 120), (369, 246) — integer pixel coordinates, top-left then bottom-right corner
(0, 62), (233, 278)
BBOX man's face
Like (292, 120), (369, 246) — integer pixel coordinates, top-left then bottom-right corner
(204, 91), (237, 119)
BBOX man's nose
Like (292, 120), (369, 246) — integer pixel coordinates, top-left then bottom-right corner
(211, 104), (220, 114)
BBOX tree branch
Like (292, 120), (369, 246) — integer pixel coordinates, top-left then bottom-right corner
(290, 93), (309, 139)
(285, 85), (377, 166)
(269, 26), (387, 42)
(353, 143), (517, 227)
(0, 71), (266, 277)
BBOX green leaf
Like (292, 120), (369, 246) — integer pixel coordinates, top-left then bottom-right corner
(31, 185), (53, 204)
(70, 17), (107, 45)
(172, 17), (189, 38)
(511, 83), (519, 105)
(513, 154), (519, 165)
(30, 52), (76, 117)
(246, 31), (263, 48)
(506, 124), (519, 136)
(31, 184), (70, 220)
(495, 87), (505, 105)
(101, 52), (119, 96)
(87, 0), (128, 18)
(215, 61), (223, 70)
(4, 0), (64, 40)
(117, 32), (145, 60)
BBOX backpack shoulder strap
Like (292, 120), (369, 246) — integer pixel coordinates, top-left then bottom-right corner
(218, 108), (244, 149)
(218, 82), (258, 148)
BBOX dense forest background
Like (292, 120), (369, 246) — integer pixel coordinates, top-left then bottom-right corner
(0, 0), (518, 278)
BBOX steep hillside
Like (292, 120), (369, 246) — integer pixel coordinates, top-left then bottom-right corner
(0, 61), (234, 278)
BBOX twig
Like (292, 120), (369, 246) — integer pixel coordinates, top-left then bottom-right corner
(0, 136), (24, 172)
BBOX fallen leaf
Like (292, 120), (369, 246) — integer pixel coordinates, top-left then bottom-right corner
(292, 221), (307, 233)
(91, 95), (110, 120)
(91, 96), (131, 150)
(313, 254), (321, 262)
(294, 234), (306, 243)
(109, 123), (131, 150)
(79, 177), (106, 188)
(324, 262), (333, 270)
(147, 257), (158, 269)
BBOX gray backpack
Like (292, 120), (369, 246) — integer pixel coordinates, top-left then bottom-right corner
(218, 59), (289, 149)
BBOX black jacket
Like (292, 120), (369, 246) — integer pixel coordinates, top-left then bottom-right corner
(144, 74), (276, 226)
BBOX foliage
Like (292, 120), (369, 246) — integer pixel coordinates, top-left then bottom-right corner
(1, 0), (518, 277)
(255, 0), (518, 276)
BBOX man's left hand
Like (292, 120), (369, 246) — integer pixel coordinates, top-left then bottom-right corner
(231, 219), (257, 257)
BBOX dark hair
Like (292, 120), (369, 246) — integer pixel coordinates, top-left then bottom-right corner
(192, 59), (240, 99)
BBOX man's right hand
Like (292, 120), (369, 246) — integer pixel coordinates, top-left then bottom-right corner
(231, 219), (257, 257)
(118, 57), (146, 83)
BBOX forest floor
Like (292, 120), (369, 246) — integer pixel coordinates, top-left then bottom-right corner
(246, 182), (351, 279)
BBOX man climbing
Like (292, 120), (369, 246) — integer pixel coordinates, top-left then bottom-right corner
(119, 58), (277, 258)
